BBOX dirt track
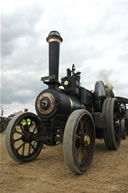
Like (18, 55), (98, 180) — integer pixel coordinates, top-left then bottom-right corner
(0, 133), (128, 193)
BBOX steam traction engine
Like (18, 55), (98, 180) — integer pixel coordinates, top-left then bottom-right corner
(5, 31), (128, 174)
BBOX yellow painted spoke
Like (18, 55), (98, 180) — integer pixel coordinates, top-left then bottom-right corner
(15, 130), (23, 135)
(22, 143), (25, 156)
(17, 143), (24, 151)
(13, 137), (22, 143)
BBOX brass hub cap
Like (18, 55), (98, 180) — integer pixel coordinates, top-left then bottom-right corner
(84, 135), (90, 146)
(115, 120), (120, 127)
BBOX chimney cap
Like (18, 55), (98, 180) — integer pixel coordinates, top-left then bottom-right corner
(46, 30), (63, 43)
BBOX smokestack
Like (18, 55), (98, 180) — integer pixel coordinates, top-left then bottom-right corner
(46, 31), (63, 83)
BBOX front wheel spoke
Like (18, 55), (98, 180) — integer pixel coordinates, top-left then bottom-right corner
(29, 142), (35, 150)
(22, 143), (25, 156)
(13, 137), (22, 143)
(17, 143), (25, 151)
(19, 124), (25, 134)
(28, 143), (31, 155)
(32, 126), (37, 134)
(15, 130), (24, 136)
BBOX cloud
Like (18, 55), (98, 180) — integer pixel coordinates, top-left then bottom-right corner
(1, 0), (128, 116)
(1, 69), (47, 104)
(1, 4), (44, 55)
(1, 3), (47, 108)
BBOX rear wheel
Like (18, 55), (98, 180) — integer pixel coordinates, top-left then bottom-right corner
(125, 119), (128, 136)
(103, 98), (121, 150)
(63, 110), (95, 174)
(5, 112), (43, 162)
(94, 81), (106, 111)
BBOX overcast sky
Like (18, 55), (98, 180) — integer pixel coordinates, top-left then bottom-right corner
(1, 0), (128, 116)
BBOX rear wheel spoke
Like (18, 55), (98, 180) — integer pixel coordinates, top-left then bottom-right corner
(81, 148), (87, 164)
(84, 127), (88, 135)
(80, 120), (84, 134)
(115, 131), (119, 138)
(75, 134), (81, 139)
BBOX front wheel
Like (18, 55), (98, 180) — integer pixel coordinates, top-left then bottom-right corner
(5, 112), (43, 162)
(63, 110), (95, 174)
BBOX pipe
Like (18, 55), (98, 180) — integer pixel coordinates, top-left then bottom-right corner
(46, 31), (63, 83)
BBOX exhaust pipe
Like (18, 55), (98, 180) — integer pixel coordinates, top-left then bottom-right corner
(46, 31), (63, 83)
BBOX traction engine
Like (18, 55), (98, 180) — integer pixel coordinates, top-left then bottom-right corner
(5, 31), (128, 174)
